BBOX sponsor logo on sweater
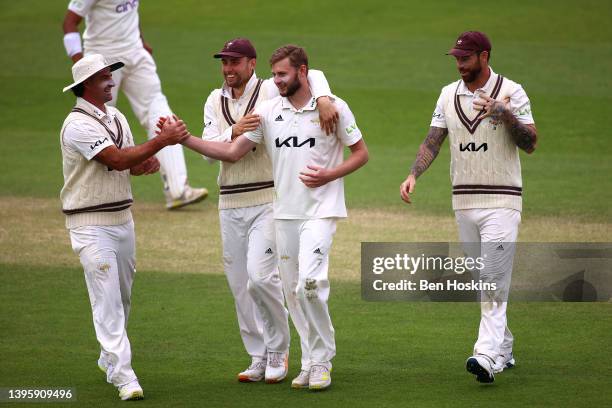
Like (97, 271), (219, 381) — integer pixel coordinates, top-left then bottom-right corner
(459, 142), (488, 152)
(116, 0), (139, 13)
(90, 137), (109, 150)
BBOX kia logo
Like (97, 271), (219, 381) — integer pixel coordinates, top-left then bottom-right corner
(275, 136), (316, 148)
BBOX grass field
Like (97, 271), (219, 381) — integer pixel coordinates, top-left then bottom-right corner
(0, 0), (611, 406)
(2, 265), (611, 408)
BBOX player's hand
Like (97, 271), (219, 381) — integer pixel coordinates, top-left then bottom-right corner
(141, 156), (160, 174)
(155, 116), (168, 132)
(130, 156), (160, 176)
(400, 174), (416, 204)
(317, 96), (339, 135)
(155, 115), (190, 145)
(299, 165), (335, 188)
(473, 95), (510, 120)
(232, 113), (260, 139)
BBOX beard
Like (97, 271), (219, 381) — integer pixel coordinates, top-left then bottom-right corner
(460, 64), (482, 84)
(226, 73), (246, 89)
(280, 75), (301, 97)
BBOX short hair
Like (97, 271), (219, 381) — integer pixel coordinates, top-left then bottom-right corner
(269, 45), (308, 69)
(71, 82), (85, 97)
(477, 50), (491, 62)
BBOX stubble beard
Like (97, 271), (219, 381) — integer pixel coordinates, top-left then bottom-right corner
(282, 76), (301, 97)
(462, 63), (482, 84)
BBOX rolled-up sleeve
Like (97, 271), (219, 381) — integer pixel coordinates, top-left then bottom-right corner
(336, 100), (363, 146)
(509, 85), (535, 125)
(429, 91), (447, 128)
(68, 0), (96, 17)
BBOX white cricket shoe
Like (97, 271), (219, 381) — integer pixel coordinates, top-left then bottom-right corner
(466, 355), (495, 383)
(265, 351), (288, 383)
(291, 370), (310, 389)
(493, 353), (516, 373)
(118, 380), (144, 401)
(238, 358), (266, 382)
(166, 185), (208, 210)
(309, 364), (332, 390)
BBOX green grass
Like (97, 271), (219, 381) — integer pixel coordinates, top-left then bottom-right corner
(0, 1), (611, 406)
(1, 264), (611, 407)
(0, 0), (611, 219)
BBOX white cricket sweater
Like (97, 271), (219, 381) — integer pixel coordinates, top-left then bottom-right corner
(60, 98), (134, 228)
(432, 70), (535, 212)
(204, 75), (276, 209)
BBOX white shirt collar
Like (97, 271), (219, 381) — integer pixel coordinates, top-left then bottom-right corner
(221, 72), (259, 100)
(456, 67), (498, 96)
(280, 95), (317, 112)
(76, 97), (112, 119)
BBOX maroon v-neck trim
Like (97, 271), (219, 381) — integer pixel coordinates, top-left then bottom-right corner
(454, 75), (504, 135)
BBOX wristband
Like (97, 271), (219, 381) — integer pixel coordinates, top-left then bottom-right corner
(63, 32), (82, 57)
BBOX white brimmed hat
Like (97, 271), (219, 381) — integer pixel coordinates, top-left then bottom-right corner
(62, 54), (124, 93)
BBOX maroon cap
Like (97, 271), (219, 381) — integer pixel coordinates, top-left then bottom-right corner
(214, 38), (257, 59)
(447, 31), (492, 57)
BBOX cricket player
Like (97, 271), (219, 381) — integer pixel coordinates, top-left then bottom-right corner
(62, 0), (208, 209)
(60, 54), (190, 400)
(399, 31), (537, 383)
(200, 38), (340, 384)
(171, 45), (369, 390)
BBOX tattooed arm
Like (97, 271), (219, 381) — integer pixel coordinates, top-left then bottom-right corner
(474, 95), (537, 154)
(400, 126), (448, 204)
(410, 126), (449, 177)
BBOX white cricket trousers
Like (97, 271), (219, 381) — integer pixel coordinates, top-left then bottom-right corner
(105, 48), (188, 199)
(69, 221), (137, 387)
(455, 208), (521, 360)
(219, 204), (289, 358)
(276, 218), (337, 370)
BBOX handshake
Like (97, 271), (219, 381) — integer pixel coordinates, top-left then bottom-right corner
(130, 115), (191, 177)
(154, 115), (191, 146)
